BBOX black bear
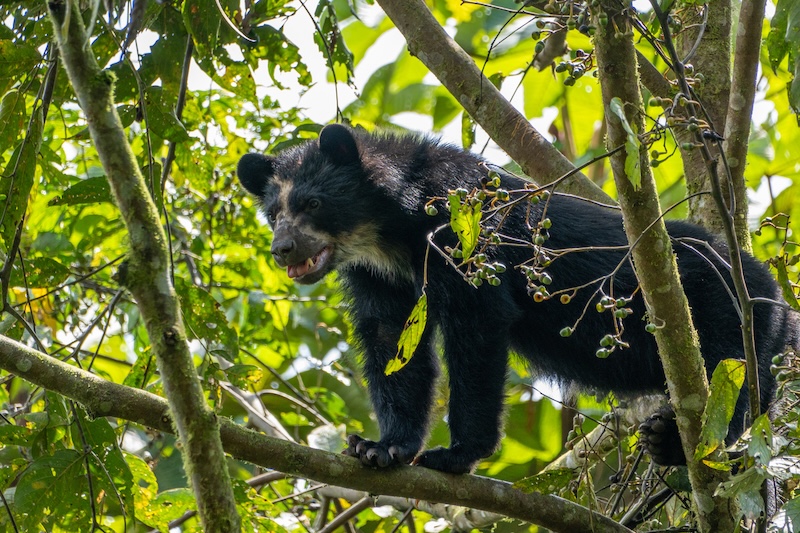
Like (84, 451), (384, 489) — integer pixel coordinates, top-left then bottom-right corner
(237, 123), (795, 474)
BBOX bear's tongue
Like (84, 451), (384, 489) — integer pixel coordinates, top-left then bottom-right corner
(287, 258), (313, 279)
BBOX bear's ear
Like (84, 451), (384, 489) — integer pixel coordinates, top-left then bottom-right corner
(237, 153), (275, 196)
(319, 124), (360, 166)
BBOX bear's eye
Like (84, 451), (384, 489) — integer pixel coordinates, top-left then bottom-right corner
(266, 209), (277, 223)
(308, 199), (321, 210)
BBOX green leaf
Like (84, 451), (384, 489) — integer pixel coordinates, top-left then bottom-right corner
(144, 87), (190, 143)
(182, 0), (220, 63)
(176, 277), (239, 361)
(767, 0), (791, 72)
(385, 292), (427, 376)
(448, 193), (482, 260)
(48, 176), (114, 206)
(694, 359), (746, 461)
(0, 89), (25, 154)
(461, 111), (475, 149)
(15, 449), (87, 530)
(769, 0), (800, 115)
(139, 488), (196, 530)
(224, 364), (263, 388)
(748, 414), (772, 466)
(10, 257), (70, 288)
(0, 424), (34, 446)
(609, 97), (641, 190)
(715, 465), (767, 521)
(781, 497), (800, 531)
(0, 105), (41, 248)
(775, 257), (800, 311)
(0, 40), (41, 90)
(513, 467), (574, 493)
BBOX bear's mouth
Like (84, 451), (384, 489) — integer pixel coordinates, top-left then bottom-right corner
(286, 245), (334, 282)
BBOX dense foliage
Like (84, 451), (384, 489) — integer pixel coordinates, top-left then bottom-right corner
(0, 0), (799, 531)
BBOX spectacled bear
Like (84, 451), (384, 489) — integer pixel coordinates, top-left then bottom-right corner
(237, 123), (795, 474)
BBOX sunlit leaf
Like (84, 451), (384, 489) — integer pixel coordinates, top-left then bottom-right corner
(48, 176), (114, 206)
(514, 467), (574, 493)
(385, 292), (427, 376)
(0, 88), (24, 154)
(0, 105), (41, 248)
(609, 97), (641, 190)
(448, 192), (481, 260)
(175, 278), (239, 361)
(10, 257), (70, 288)
(695, 359), (746, 461)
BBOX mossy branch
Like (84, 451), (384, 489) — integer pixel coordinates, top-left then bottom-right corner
(0, 333), (633, 533)
(373, 0), (612, 204)
(44, 1), (240, 531)
(592, 3), (736, 532)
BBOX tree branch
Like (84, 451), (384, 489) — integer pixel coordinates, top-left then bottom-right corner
(723, 0), (768, 243)
(373, 0), (613, 204)
(0, 333), (633, 533)
(593, 2), (735, 531)
(44, 1), (240, 531)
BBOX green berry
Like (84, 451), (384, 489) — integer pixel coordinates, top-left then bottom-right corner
(645, 323), (657, 333)
(425, 205), (438, 216)
(596, 348), (611, 359)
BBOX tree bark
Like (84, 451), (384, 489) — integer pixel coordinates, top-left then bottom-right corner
(45, 2), (240, 531)
(593, 3), (736, 531)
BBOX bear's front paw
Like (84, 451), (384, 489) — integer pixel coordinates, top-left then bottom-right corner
(413, 446), (478, 474)
(343, 434), (418, 468)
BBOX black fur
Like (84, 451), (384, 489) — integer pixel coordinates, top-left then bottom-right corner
(238, 124), (796, 474)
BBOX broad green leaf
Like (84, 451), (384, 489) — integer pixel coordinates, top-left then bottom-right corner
(514, 467), (574, 493)
(748, 414), (772, 467)
(139, 488), (196, 531)
(769, 0), (800, 115)
(0, 105), (41, 248)
(182, 0), (220, 63)
(775, 257), (800, 311)
(9, 257), (70, 288)
(448, 193), (482, 260)
(0, 424), (34, 446)
(144, 87), (190, 143)
(694, 359), (746, 461)
(461, 111), (475, 149)
(385, 292), (427, 376)
(126, 452), (159, 517)
(715, 465), (768, 521)
(0, 40), (40, 91)
(609, 97), (641, 190)
(0, 88), (24, 154)
(224, 364), (263, 388)
(176, 277), (239, 361)
(782, 498), (800, 531)
(47, 176), (114, 206)
(15, 449), (86, 530)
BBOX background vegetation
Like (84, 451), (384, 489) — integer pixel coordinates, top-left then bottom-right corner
(0, 0), (799, 531)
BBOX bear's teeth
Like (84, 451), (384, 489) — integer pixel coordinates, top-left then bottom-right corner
(306, 257), (315, 268)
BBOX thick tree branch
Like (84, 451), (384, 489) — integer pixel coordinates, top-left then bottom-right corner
(45, 2), (240, 531)
(593, 3), (735, 532)
(0, 334), (632, 533)
(723, 0), (768, 243)
(373, 0), (612, 204)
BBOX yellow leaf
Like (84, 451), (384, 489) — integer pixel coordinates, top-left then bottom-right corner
(385, 292), (428, 376)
